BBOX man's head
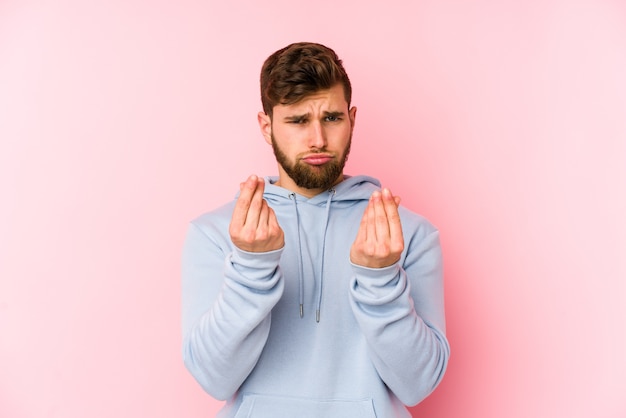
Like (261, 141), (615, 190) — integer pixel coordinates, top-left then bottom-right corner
(260, 42), (352, 119)
(258, 43), (356, 196)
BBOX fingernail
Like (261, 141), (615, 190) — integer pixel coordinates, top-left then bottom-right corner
(382, 188), (391, 197)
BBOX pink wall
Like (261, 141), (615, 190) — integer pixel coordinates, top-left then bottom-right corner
(1, 1), (624, 417)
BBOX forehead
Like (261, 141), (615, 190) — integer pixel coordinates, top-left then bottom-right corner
(274, 84), (348, 116)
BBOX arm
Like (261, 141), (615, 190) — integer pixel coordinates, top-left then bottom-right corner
(349, 189), (449, 406)
(181, 176), (285, 400)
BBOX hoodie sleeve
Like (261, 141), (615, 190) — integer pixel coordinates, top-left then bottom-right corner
(181, 221), (284, 400)
(349, 223), (450, 406)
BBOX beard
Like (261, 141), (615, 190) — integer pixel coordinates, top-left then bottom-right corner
(271, 132), (352, 190)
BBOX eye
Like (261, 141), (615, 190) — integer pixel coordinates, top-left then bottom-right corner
(325, 115), (341, 122)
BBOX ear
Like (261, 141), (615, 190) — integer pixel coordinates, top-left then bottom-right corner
(349, 106), (357, 133)
(258, 112), (272, 145)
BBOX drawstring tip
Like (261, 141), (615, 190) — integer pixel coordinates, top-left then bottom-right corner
(299, 304), (303, 318)
(316, 310), (320, 323)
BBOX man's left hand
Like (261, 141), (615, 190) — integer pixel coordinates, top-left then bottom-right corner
(350, 188), (404, 268)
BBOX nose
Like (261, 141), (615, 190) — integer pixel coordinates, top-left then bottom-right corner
(308, 121), (327, 149)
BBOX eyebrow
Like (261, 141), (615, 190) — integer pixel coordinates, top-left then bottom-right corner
(323, 111), (345, 118)
(283, 114), (309, 123)
(282, 111), (345, 122)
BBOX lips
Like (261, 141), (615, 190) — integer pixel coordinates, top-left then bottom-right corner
(302, 154), (333, 166)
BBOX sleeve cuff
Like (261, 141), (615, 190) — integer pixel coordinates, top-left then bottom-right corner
(350, 262), (406, 304)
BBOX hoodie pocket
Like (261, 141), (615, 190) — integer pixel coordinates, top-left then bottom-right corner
(233, 393), (377, 418)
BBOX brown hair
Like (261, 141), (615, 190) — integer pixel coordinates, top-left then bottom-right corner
(260, 42), (352, 117)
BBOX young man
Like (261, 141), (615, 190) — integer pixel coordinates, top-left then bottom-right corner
(182, 42), (449, 418)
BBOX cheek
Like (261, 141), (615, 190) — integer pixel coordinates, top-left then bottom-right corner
(272, 132), (299, 156)
(276, 127), (307, 148)
(329, 126), (351, 146)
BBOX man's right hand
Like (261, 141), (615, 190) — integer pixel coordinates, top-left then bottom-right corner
(229, 175), (284, 253)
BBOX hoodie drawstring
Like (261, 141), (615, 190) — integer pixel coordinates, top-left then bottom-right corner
(316, 189), (335, 322)
(289, 189), (335, 323)
(289, 193), (306, 318)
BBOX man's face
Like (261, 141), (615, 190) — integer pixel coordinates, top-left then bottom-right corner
(258, 84), (357, 196)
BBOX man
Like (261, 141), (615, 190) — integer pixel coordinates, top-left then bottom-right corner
(182, 42), (449, 418)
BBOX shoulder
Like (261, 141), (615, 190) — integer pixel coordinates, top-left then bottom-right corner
(398, 207), (443, 268)
(189, 199), (237, 238)
(398, 206), (439, 239)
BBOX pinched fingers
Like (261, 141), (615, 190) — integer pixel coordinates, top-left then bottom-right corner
(230, 175), (284, 252)
(231, 175), (261, 228)
(244, 177), (266, 228)
(350, 188), (404, 268)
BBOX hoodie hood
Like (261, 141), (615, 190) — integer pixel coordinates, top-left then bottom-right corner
(241, 175), (382, 322)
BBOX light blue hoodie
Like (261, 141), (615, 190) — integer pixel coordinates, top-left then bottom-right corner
(182, 175), (449, 418)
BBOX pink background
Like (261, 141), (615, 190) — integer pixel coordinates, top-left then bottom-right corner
(1, 1), (625, 417)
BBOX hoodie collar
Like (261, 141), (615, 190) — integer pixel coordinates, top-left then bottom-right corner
(261, 175), (381, 204)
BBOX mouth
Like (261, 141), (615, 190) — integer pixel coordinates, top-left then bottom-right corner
(301, 153), (334, 166)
